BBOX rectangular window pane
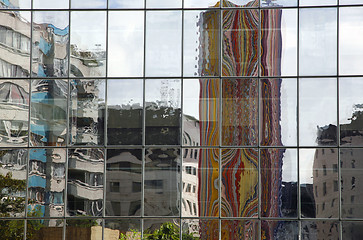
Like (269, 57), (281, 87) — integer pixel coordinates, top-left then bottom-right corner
(71, 0), (107, 8)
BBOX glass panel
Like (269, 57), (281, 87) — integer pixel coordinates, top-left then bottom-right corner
(184, 0), (219, 8)
(340, 7), (363, 75)
(27, 219), (63, 240)
(183, 79), (219, 146)
(182, 148), (219, 217)
(106, 149), (142, 216)
(33, 0), (69, 9)
(221, 220), (259, 240)
(107, 79), (143, 145)
(0, 0), (30, 8)
(261, 9), (297, 76)
(301, 221), (340, 240)
(145, 11), (182, 77)
(260, 78), (297, 146)
(30, 79), (68, 146)
(261, 221), (299, 240)
(223, 9), (259, 77)
(27, 149), (66, 218)
(300, 0), (337, 6)
(299, 8), (337, 76)
(105, 219), (141, 240)
(300, 148), (339, 218)
(340, 0), (363, 4)
(222, 79), (258, 146)
(144, 148), (180, 216)
(261, 149), (298, 218)
(146, 0), (181, 8)
(223, 0), (258, 7)
(221, 148), (258, 217)
(261, 0), (297, 7)
(0, 149), (27, 217)
(0, 80), (29, 147)
(299, 78), (337, 146)
(108, 11), (144, 77)
(71, 0), (107, 8)
(0, 11), (31, 77)
(339, 78), (363, 146)
(65, 219), (103, 238)
(182, 219), (219, 240)
(341, 149), (363, 219)
(67, 148), (104, 216)
(342, 221), (363, 239)
(144, 219), (180, 239)
(109, 0), (144, 8)
(69, 79), (105, 146)
(0, 220), (24, 239)
(70, 11), (106, 77)
(32, 11), (69, 77)
(145, 79), (181, 145)
(184, 10), (220, 77)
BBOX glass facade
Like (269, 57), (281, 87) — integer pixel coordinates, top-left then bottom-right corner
(0, 0), (363, 239)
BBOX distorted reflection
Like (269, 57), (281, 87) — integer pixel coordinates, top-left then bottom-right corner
(0, 220), (24, 240)
(70, 11), (106, 77)
(0, 11), (30, 77)
(32, 11), (69, 77)
(0, 149), (27, 217)
(342, 222), (363, 239)
(107, 79), (143, 145)
(301, 221), (339, 240)
(0, 0), (30, 8)
(0, 80), (29, 147)
(67, 148), (104, 216)
(182, 219), (219, 240)
(145, 79), (181, 145)
(144, 148), (180, 216)
(182, 148), (219, 217)
(261, 221), (299, 240)
(341, 149), (363, 219)
(27, 219), (63, 240)
(261, 0), (297, 7)
(69, 79), (105, 146)
(221, 148), (258, 217)
(143, 219), (180, 239)
(221, 220), (258, 240)
(223, 0), (258, 7)
(261, 149), (297, 218)
(30, 79), (67, 146)
(106, 149), (142, 216)
(27, 148), (66, 218)
(105, 219), (141, 240)
(300, 149), (339, 218)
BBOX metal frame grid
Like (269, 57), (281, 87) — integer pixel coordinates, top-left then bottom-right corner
(0, 0), (363, 239)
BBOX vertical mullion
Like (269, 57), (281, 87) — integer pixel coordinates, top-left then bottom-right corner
(297, 1), (301, 226)
(180, 2), (184, 239)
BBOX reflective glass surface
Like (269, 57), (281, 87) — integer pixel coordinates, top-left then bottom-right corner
(106, 149), (142, 216)
(69, 79), (105, 146)
(105, 219), (141, 239)
(70, 11), (106, 77)
(0, 220), (24, 239)
(67, 148), (104, 216)
(144, 148), (180, 216)
(301, 221), (339, 239)
(27, 219), (63, 240)
(109, 0), (144, 8)
(145, 11), (182, 77)
(27, 148), (66, 218)
(184, 10), (220, 77)
(107, 79), (143, 145)
(342, 221), (363, 239)
(299, 8), (337, 76)
(261, 149), (297, 218)
(145, 79), (181, 145)
(108, 11), (144, 77)
(32, 11), (69, 77)
(0, 80), (29, 147)
(222, 79), (258, 146)
(261, 0), (297, 7)
(183, 79), (219, 146)
(221, 220), (259, 240)
(300, 0), (337, 5)
(300, 149), (339, 218)
(299, 78), (337, 146)
(184, 0), (219, 8)
(223, 9), (259, 77)
(30, 79), (68, 146)
(261, 220), (299, 240)
(182, 219), (219, 240)
(223, 0), (258, 7)
(33, 0), (68, 9)
(146, 0), (182, 8)
(71, 0), (107, 8)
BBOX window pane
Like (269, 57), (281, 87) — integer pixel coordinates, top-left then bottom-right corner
(223, 0), (258, 7)
(106, 149), (142, 216)
(299, 8), (337, 76)
(221, 220), (259, 240)
(184, 0), (219, 8)
(340, 7), (363, 75)
(342, 222), (363, 239)
(145, 11), (181, 77)
(33, 0), (68, 9)
(69, 79), (105, 146)
(301, 221), (339, 239)
(261, 221), (299, 240)
(71, 0), (107, 8)
(223, 9), (259, 76)
(108, 11), (144, 77)
(146, 0), (181, 8)
(70, 11), (106, 77)
(105, 219), (141, 239)
(300, 0), (337, 6)
(261, 0), (297, 7)
(0, 220), (24, 239)
(27, 219), (63, 240)
(107, 79), (143, 145)
(109, 0), (144, 8)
